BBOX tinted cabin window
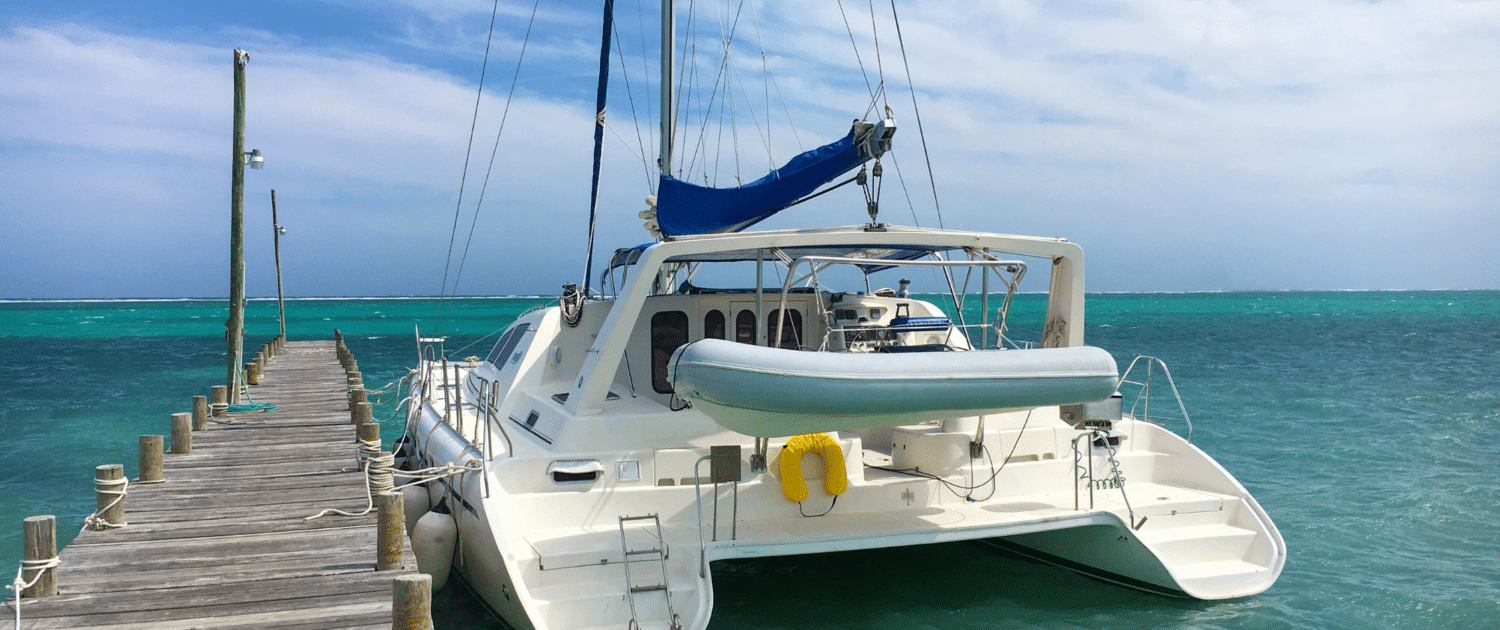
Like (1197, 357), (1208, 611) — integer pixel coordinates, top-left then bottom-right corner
(735, 310), (756, 345)
(486, 323), (531, 365)
(651, 311), (689, 394)
(767, 309), (803, 349)
(704, 310), (726, 340)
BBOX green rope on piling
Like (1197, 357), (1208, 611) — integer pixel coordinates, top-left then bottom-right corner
(227, 402), (278, 413)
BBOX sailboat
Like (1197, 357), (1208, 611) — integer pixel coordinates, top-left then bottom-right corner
(398, 2), (1285, 628)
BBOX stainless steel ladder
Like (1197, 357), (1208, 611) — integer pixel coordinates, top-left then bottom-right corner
(618, 514), (681, 630)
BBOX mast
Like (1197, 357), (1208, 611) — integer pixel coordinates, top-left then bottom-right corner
(659, 0), (674, 176)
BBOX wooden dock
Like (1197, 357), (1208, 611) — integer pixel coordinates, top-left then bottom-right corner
(8, 340), (423, 629)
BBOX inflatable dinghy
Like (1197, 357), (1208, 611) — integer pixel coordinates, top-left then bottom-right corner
(670, 339), (1119, 437)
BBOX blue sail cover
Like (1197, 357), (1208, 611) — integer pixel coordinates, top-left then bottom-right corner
(656, 128), (867, 237)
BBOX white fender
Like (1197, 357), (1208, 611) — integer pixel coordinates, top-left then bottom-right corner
(402, 484), (430, 536)
(413, 501), (457, 591)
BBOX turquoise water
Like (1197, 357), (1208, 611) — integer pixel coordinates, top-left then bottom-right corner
(3, 292), (1498, 628)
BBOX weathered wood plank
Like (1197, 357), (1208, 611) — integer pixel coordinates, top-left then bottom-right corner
(16, 340), (419, 629)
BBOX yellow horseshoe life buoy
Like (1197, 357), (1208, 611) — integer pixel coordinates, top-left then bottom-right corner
(779, 433), (848, 502)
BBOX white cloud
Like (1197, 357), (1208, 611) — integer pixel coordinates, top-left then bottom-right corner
(2, 0), (1498, 296)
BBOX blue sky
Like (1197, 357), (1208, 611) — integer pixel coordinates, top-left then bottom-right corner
(2, 0), (1497, 298)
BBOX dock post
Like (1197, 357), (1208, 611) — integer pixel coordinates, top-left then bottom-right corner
(357, 421), (381, 444)
(392, 574), (434, 630)
(245, 361), (259, 385)
(170, 412), (193, 454)
(348, 371), (363, 390)
(192, 395), (209, 430)
(138, 435), (164, 483)
(354, 400), (373, 426)
(21, 515), (58, 598)
(350, 386), (367, 412)
(376, 491), (405, 571)
(94, 465), (126, 529)
(211, 385), (229, 417)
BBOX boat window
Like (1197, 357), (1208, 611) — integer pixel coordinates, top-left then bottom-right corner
(704, 310), (726, 340)
(486, 323), (531, 365)
(735, 310), (756, 345)
(651, 311), (689, 393)
(767, 309), (803, 349)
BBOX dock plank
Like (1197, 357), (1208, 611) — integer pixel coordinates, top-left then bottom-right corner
(8, 340), (422, 629)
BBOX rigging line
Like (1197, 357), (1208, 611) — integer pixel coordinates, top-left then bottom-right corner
(745, 0), (770, 163)
(437, 0), (502, 333)
(672, 0), (698, 176)
(886, 151), (923, 227)
(868, 0), (888, 110)
(612, 18), (655, 190)
(606, 120), (648, 164)
(713, 53), (728, 186)
(684, 0), (747, 181)
(890, 0), (944, 228)
(635, 0), (661, 192)
(682, 10), (738, 181)
(746, 0), (801, 151)
(836, 0), (876, 99)
(452, 0), (543, 297)
(723, 52), (773, 167)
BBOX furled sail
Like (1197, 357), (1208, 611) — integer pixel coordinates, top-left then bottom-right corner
(654, 118), (894, 237)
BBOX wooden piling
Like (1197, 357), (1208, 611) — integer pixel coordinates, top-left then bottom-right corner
(357, 421), (381, 445)
(353, 399), (373, 426)
(138, 435), (164, 483)
(376, 492), (405, 571)
(210, 384), (229, 417)
(392, 574), (434, 630)
(192, 394), (208, 430)
(350, 385), (368, 410)
(22, 515), (58, 598)
(245, 361), (259, 385)
(348, 371), (363, 389)
(170, 412), (193, 454)
(94, 464), (125, 528)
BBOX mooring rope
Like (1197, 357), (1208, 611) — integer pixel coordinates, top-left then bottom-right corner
(81, 477), (129, 533)
(305, 454), (482, 521)
(7, 554), (62, 629)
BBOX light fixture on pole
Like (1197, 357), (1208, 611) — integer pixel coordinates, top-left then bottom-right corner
(243, 148), (264, 170)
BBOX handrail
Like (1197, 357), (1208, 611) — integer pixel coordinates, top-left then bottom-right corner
(1117, 355), (1194, 443)
(775, 255), (1027, 350)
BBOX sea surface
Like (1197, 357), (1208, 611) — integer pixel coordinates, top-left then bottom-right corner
(2, 291), (1498, 629)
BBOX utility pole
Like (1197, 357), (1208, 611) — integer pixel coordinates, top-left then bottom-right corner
(271, 189), (286, 340)
(227, 49), (248, 403)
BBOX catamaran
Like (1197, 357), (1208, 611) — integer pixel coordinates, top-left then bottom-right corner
(396, 2), (1284, 628)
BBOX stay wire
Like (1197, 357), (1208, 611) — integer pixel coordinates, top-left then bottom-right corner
(836, 0), (876, 100)
(890, 0), (944, 228)
(437, 0), (502, 334)
(612, 18), (656, 191)
(452, 0), (543, 298)
(867, 0), (887, 111)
